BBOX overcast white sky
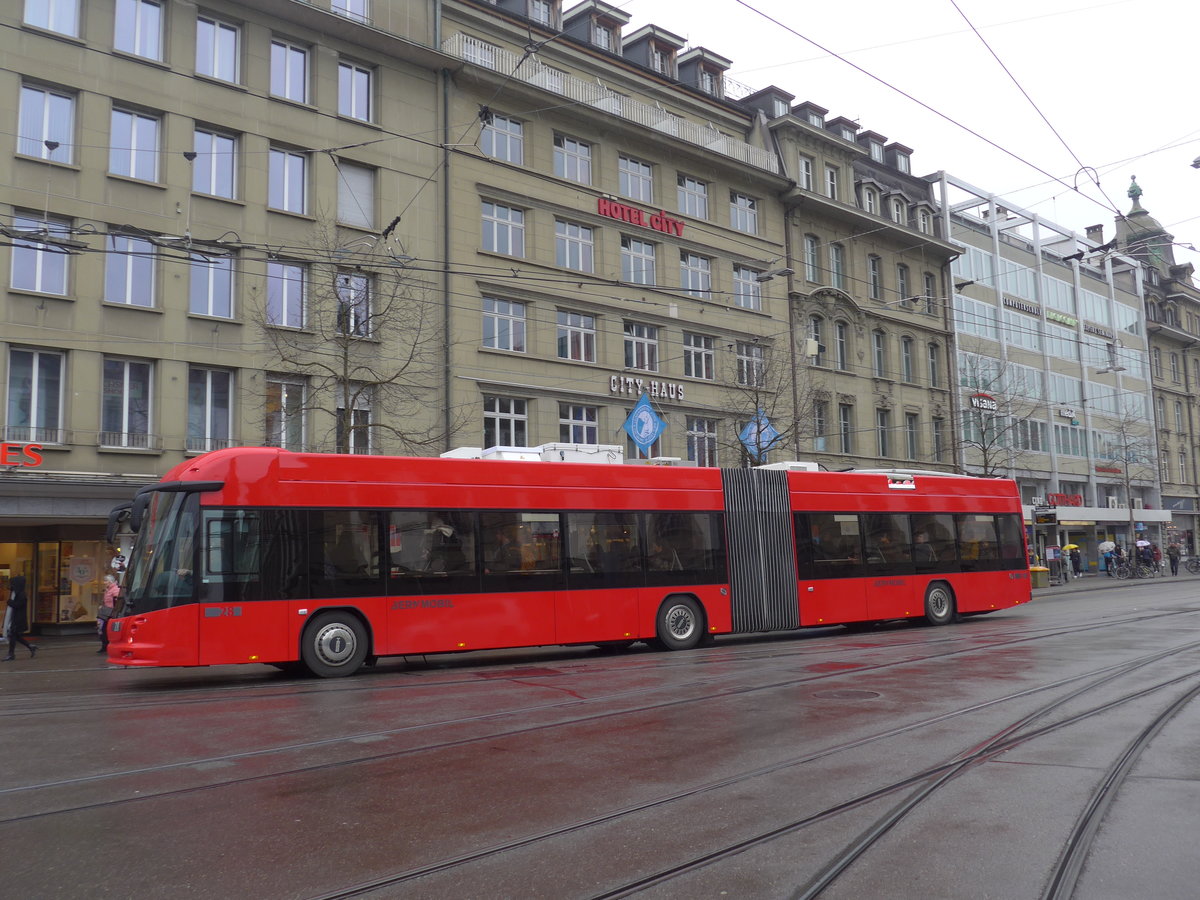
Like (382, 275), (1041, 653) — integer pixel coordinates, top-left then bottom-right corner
(623, 0), (1200, 267)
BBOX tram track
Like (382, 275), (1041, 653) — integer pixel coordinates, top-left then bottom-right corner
(2, 606), (1196, 811)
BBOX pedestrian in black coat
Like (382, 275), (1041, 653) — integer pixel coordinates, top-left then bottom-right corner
(3, 575), (37, 661)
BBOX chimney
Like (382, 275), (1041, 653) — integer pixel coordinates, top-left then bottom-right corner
(1086, 224), (1104, 244)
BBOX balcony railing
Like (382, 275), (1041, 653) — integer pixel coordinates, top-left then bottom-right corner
(3, 425), (68, 444)
(99, 431), (163, 451)
(185, 437), (238, 453)
(443, 33), (780, 175)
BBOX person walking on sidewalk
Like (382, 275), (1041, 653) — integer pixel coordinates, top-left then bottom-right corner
(1167, 542), (1181, 576)
(97, 574), (120, 654)
(3, 575), (37, 661)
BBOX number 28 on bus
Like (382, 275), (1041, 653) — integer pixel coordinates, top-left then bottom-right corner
(104, 448), (1031, 677)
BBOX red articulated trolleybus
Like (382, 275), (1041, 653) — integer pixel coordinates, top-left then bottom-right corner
(105, 447), (1031, 677)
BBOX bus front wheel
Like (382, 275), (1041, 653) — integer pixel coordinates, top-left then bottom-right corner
(654, 596), (704, 651)
(301, 611), (369, 677)
(923, 582), (956, 626)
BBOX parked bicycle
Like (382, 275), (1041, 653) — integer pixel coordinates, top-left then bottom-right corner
(1114, 562), (1158, 579)
(1185, 557), (1200, 575)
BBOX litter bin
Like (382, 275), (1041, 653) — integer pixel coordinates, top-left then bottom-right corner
(1029, 566), (1049, 589)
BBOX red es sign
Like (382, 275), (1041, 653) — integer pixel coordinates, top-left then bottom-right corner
(0, 443), (44, 467)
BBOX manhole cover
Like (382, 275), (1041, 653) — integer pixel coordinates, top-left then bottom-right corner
(811, 689), (881, 700)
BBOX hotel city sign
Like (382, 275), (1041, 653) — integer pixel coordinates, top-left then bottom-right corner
(596, 198), (686, 236)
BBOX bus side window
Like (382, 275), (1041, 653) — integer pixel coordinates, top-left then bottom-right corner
(310, 510), (384, 598)
(201, 511), (263, 604)
(801, 513), (864, 579)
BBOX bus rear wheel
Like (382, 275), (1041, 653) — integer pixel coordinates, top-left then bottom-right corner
(301, 611), (369, 678)
(923, 582), (956, 626)
(655, 596), (704, 651)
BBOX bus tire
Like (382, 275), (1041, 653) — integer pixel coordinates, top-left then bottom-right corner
(923, 582), (956, 626)
(301, 611), (369, 678)
(654, 596), (704, 651)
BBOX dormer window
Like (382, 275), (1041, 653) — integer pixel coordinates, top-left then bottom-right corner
(699, 69), (717, 95)
(891, 198), (906, 225)
(593, 22), (614, 50)
(863, 187), (878, 215)
(896, 153), (910, 173)
(528, 0), (554, 27)
(650, 45), (673, 76)
(918, 209), (932, 234)
(869, 140), (884, 162)
(808, 111), (824, 127)
(772, 97), (789, 118)
(841, 126), (855, 141)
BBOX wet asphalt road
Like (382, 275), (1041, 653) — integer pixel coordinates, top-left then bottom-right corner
(4, 573), (1200, 899)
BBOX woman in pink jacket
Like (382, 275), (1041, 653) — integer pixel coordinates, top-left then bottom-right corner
(98, 575), (120, 655)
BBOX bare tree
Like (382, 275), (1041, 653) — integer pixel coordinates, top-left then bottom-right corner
(1091, 391), (1158, 540)
(954, 345), (1050, 477)
(251, 221), (467, 455)
(719, 340), (826, 466)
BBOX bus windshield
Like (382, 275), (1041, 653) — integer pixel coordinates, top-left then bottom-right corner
(124, 490), (199, 615)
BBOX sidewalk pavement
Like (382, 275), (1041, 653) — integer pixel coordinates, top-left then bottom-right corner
(1032, 568), (1198, 598)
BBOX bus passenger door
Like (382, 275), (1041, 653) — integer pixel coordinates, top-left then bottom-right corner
(796, 513), (867, 626)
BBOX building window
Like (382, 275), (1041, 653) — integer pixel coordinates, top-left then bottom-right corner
(482, 202), (525, 256)
(876, 409), (891, 457)
(733, 266), (762, 310)
(18, 84), (74, 163)
(687, 417), (718, 466)
(196, 16), (239, 82)
(553, 135), (591, 184)
(556, 220), (594, 272)
(905, 412), (919, 459)
(265, 377), (305, 450)
(484, 396), (527, 447)
(105, 234), (155, 307)
(928, 344), (940, 387)
(332, 0), (370, 22)
(269, 148), (307, 214)
(872, 330), (887, 377)
(101, 357), (152, 448)
(736, 341), (764, 387)
(924, 272), (937, 313)
(270, 40), (308, 103)
(680, 252), (711, 298)
(7, 347), (63, 443)
(338, 61), (373, 121)
(678, 176), (708, 219)
(824, 166), (839, 200)
(482, 297), (526, 352)
(1180, 449), (1189, 485)
(621, 236), (656, 285)
(1171, 352), (1181, 383)
(868, 255), (882, 300)
(896, 153), (911, 174)
(593, 22), (614, 51)
(187, 366), (232, 452)
(829, 244), (845, 290)
(115, 0), (162, 59)
(559, 403), (598, 444)
(336, 161), (375, 229)
(897, 264), (909, 300)
(683, 332), (715, 380)
(804, 235), (820, 282)
(266, 261), (305, 328)
(901, 336), (914, 382)
(1153, 348), (1162, 378)
(557, 310), (596, 362)
(529, 0), (555, 25)
(1161, 451), (1171, 483)
(839, 404), (853, 453)
(336, 388), (372, 454)
(932, 417), (945, 462)
(25, 0), (79, 36)
(481, 115), (523, 164)
(863, 188), (878, 215)
(813, 401), (828, 451)
(335, 272), (370, 336)
(650, 45), (673, 76)
(189, 254), (233, 318)
(869, 140), (885, 162)
(808, 316), (825, 367)
(11, 214), (71, 295)
(730, 193), (758, 233)
(192, 129), (236, 198)
(919, 209), (932, 233)
(619, 155), (653, 202)
(624, 322), (659, 372)
(1176, 400), (1185, 432)
(835, 321), (849, 370)
(891, 198), (906, 225)
(799, 155), (814, 190)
